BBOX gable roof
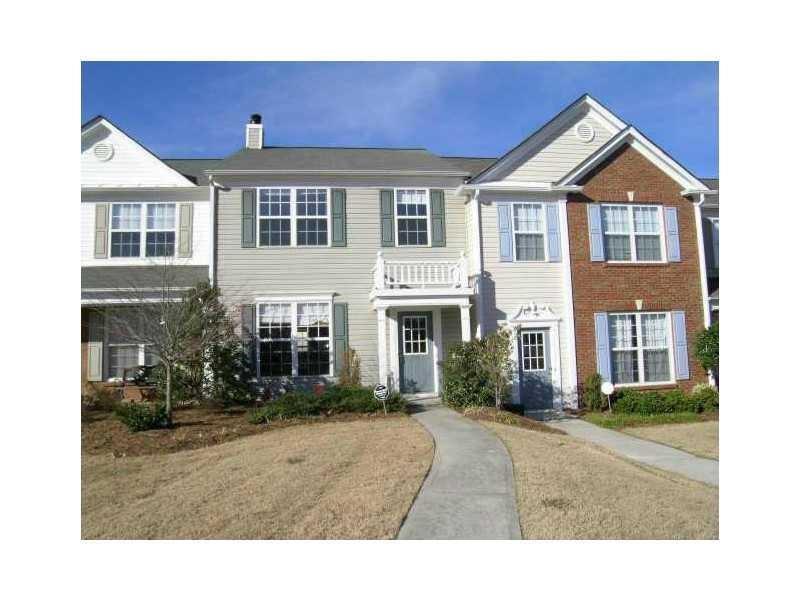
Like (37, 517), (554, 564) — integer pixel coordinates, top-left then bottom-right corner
(163, 159), (222, 185)
(207, 147), (470, 176)
(557, 125), (708, 191)
(469, 94), (627, 184)
(442, 156), (497, 177)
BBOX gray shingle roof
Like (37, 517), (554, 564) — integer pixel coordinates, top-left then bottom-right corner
(208, 147), (471, 174)
(81, 266), (208, 291)
(442, 157), (497, 177)
(701, 177), (719, 190)
(163, 159), (222, 185)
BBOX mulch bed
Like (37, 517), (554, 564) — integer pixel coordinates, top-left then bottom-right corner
(81, 407), (404, 457)
(459, 406), (566, 435)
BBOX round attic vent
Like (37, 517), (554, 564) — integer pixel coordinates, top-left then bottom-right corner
(93, 142), (114, 162)
(575, 121), (595, 143)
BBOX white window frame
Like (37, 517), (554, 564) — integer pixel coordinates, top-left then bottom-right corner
(609, 311), (675, 387)
(254, 296), (334, 378)
(601, 203), (667, 264)
(511, 201), (548, 262)
(108, 202), (177, 259)
(256, 187), (332, 248)
(394, 188), (432, 247)
(401, 315), (429, 356)
(519, 329), (546, 372)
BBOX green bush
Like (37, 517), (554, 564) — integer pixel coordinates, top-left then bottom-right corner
(582, 373), (605, 411)
(612, 387), (719, 415)
(114, 402), (169, 432)
(694, 323), (719, 373)
(691, 384), (719, 412)
(441, 341), (495, 408)
(248, 385), (405, 424)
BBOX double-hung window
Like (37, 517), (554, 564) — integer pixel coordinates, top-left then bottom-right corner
(110, 202), (176, 258)
(105, 308), (159, 380)
(257, 300), (332, 377)
(708, 217), (719, 269)
(257, 188), (329, 247)
(601, 204), (664, 262)
(609, 312), (673, 385)
(396, 189), (429, 246)
(512, 203), (546, 261)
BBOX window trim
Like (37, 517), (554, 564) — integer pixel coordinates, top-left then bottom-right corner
(108, 202), (177, 259)
(402, 315), (429, 355)
(511, 201), (548, 262)
(601, 203), (667, 264)
(255, 187), (332, 248)
(254, 296), (334, 378)
(394, 188), (432, 248)
(519, 329), (547, 372)
(609, 311), (675, 387)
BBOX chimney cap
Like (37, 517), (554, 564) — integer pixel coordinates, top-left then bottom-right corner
(249, 113), (262, 125)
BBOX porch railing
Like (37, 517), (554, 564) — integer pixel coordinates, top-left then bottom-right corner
(372, 251), (469, 290)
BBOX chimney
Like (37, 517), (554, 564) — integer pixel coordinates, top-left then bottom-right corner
(246, 114), (263, 149)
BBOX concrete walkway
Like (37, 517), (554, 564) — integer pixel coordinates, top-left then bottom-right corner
(398, 403), (522, 540)
(548, 418), (718, 487)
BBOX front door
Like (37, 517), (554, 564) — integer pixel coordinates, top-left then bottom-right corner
(398, 312), (434, 393)
(518, 328), (554, 410)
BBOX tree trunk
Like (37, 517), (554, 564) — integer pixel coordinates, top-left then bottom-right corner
(496, 383), (502, 408)
(165, 362), (173, 426)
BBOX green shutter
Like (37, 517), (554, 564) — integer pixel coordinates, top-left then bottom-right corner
(94, 203), (109, 258)
(178, 203), (193, 258)
(430, 189), (446, 247)
(241, 189), (256, 248)
(380, 189), (395, 247)
(333, 303), (349, 375)
(331, 189), (347, 247)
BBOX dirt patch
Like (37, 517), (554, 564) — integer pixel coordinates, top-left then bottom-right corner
(483, 421), (718, 539)
(82, 407), (404, 457)
(459, 406), (565, 435)
(623, 421), (719, 459)
(82, 416), (433, 539)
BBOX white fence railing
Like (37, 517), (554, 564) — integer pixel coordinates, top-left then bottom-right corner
(372, 251), (469, 290)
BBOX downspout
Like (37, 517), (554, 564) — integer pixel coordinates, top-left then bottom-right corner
(693, 192), (714, 386)
(208, 178), (217, 286)
(471, 189), (485, 338)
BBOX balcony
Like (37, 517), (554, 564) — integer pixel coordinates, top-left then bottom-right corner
(370, 251), (473, 306)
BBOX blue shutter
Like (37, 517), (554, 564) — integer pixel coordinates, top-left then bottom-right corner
(587, 204), (605, 261)
(664, 206), (681, 262)
(672, 310), (690, 380)
(594, 312), (612, 382)
(497, 204), (513, 262)
(545, 203), (561, 262)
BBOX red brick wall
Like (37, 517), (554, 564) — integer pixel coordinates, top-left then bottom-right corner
(567, 144), (707, 395)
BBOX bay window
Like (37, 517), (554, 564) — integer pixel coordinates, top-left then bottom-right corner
(257, 300), (332, 377)
(396, 189), (429, 246)
(609, 312), (673, 385)
(257, 188), (330, 247)
(601, 204), (664, 262)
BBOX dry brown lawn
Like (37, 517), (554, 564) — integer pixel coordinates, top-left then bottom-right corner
(82, 415), (433, 539)
(484, 422), (718, 539)
(623, 421), (719, 459)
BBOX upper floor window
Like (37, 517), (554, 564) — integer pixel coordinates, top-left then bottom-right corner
(258, 188), (329, 247)
(110, 203), (176, 258)
(708, 217), (719, 269)
(609, 312), (673, 385)
(396, 189), (429, 246)
(601, 204), (664, 262)
(512, 203), (545, 261)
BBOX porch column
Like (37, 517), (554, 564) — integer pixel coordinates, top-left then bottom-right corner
(459, 304), (471, 342)
(377, 307), (388, 385)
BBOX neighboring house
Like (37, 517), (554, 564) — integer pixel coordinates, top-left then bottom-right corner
(80, 117), (213, 385)
(81, 94), (715, 408)
(699, 178), (719, 320)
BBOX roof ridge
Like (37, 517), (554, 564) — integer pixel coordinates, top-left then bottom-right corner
(256, 145), (431, 151)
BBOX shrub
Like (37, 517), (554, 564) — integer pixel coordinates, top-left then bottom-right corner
(613, 387), (718, 415)
(476, 330), (514, 407)
(582, 373), (604, 411)
(82, 383), (120, 412)
(694, 322), (719, 374)
(691, 384), (719, 412)
(114, 402), (169, 432)
(205, 340), (256, 407)
(338, 348), (362, 387)
(442, 340), (495, 408)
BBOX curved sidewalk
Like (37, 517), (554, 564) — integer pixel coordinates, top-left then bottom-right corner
(398, 404), (521, 540)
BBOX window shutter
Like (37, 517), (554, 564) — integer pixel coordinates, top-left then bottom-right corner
(178, 203), (193, 258)
(671, 310), (690, 380)
(331, 189), (347, 247)
(333, 303), (349, 376)
(240, 304), (257, 373)
(87, 341), (103, 382)
(497, 203), (513, 262)
(587, 204), (605, 261)
(241, 189), (257, 248)
(664, 206), (681, 262)
(594, 312), (612, 382)
(94, 203), (109, 259)
(380, 189), (395, 247)
(545, 203), (561, 262)
(430, 189), (446, 247)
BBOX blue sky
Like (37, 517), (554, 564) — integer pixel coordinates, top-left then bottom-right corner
(82, 62), (718, 176)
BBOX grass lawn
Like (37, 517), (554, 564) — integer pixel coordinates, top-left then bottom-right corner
(583, 411), (717, 430)
(623, 421), (719, 459)
(82, 414), (433, 539)
(484, 422), (718, 539)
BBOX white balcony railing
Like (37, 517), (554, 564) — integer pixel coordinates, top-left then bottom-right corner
(372, 251), (469, 291)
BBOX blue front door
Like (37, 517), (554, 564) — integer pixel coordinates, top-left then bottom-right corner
(399, 312), (434, 393)
(518, 328), (554, 410)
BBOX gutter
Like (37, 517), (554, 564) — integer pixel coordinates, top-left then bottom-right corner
(455, 183), (583, 196)
(203, 169), (470, 177)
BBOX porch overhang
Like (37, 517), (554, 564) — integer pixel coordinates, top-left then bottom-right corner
(370, 287), (474, 310)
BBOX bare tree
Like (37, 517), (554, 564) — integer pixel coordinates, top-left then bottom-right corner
(476, 328), (514, 408)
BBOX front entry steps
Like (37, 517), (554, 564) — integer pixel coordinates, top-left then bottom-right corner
(403, 393), (441, 407)
(525, 408), (566, 422)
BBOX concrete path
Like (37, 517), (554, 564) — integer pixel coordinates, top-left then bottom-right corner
(548, 418), (718, 487)
(398, 403), (522, 540)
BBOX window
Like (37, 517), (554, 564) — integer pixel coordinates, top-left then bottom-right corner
(512, 203), (546, 261)
(105, 308), (159, 380)
(396, 189), (429, 246)
(108, 345), (140, 380)
(257, 188), (330, 247)
(402, 316), (428, 355)
(109, 203), (176, 258)
(708, 217), (719, 269)
(258, 189), (291, 246)
(296, 189), (328, 246)
(601, 204), (664, 262)
(257, 300), (332, 377)
(609, 312), (672, 385)
(520, 330), (545, 371)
